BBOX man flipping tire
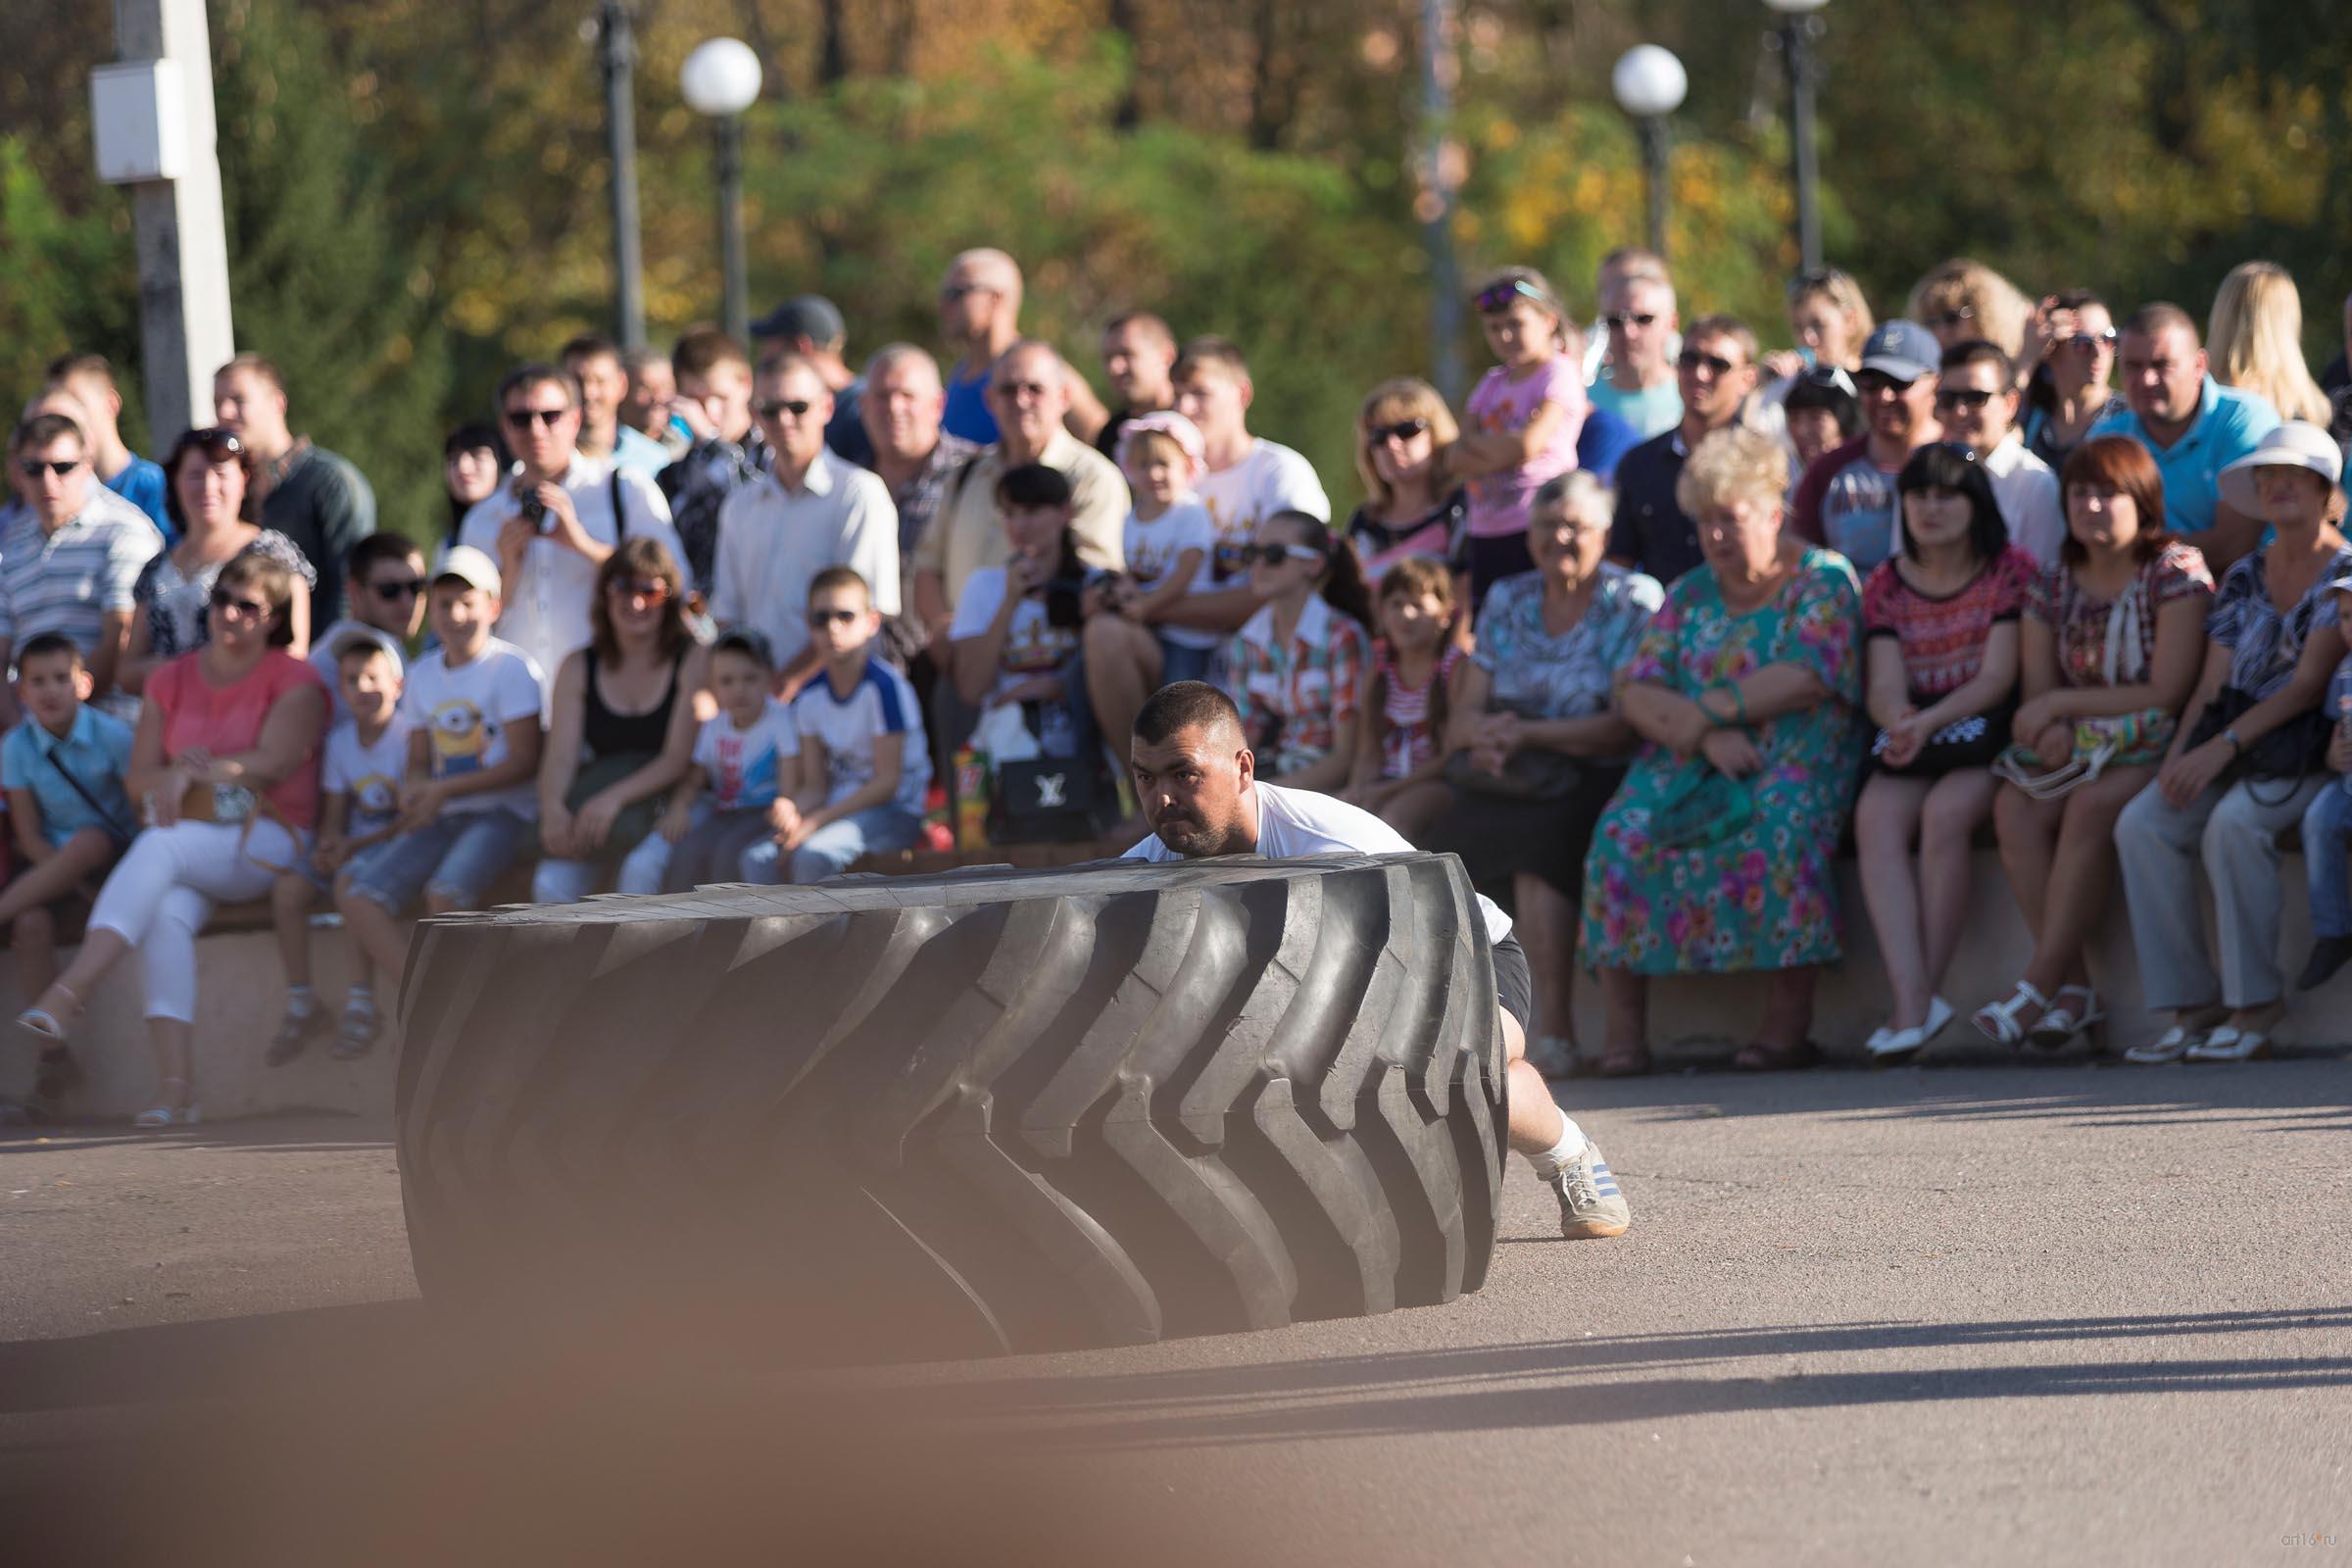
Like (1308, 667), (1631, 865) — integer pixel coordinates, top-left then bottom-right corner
(1124, 681), (1630, 1240)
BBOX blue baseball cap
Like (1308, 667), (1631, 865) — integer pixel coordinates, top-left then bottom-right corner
(1859, 319), (1941, 384)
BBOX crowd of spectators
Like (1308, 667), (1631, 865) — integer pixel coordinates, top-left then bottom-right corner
(9, 242), (2352, 1127)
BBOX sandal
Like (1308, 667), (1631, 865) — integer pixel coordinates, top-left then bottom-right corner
(267, 1004), (328, 1066)
(1733, 1039), (1821, 1072)
(2185, 1025), (2274, 1063)
(16, 982), (81, 1046)
(2027, 985), (2105, 1052)
(1973, 980), (2049, 1047)
(133, 1078), (201, 1130)
(1868, 997), (1955, 1063)
(2123, 1023), (2206, 1065)
(27, 1047), (83, 1121)
(332, 1004), (381, 1060)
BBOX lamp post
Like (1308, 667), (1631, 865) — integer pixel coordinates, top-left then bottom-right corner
(1610, 45), (1686, 259)
(680, 38), (763, 348)
(597, 0), (646, 349)
(1764, 0), (1831, 273)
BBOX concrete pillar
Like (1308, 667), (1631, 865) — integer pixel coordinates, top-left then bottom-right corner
(106, 0), (235, 446)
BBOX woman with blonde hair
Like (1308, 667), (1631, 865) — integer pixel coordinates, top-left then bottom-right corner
(1909, 259), (2032, 363)
(1762, 267), (1876, 382)
(2208, 261), (2331, 426)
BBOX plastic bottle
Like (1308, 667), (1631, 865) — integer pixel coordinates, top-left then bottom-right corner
(954, 748), (991, 850)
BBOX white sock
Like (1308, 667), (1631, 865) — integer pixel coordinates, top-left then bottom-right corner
(345, 984), (377, 1015)
(1528, 1116), (1589, 1179)
(285, 985), (317, 1016)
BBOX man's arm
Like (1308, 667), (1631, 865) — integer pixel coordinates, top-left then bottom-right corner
(87, 610), (133, 703)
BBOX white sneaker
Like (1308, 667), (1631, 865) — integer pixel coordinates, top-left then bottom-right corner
(1553, 1137), (1630, 1240)
(1525, 1034), (1576, 1078)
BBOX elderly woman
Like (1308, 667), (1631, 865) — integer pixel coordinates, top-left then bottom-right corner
(122, 425), (316, 694)
(2113, 422), (2352, 1063)
(18, 553), (328, 1128)
(1423, 471), (1661, 1078)
(1981, 437), (2211, 1050)
(1580, 426), (1864, 1074)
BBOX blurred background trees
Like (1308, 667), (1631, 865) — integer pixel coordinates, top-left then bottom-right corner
(5, 0), (2346, 538)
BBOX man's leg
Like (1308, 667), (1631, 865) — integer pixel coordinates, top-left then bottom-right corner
(1493, 933), (1626, 1239)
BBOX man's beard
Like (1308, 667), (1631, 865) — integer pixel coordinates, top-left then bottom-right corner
(1154, 812), (1243, 858)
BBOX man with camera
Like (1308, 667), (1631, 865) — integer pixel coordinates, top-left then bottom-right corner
(709, 354), (899, 698)
(457, 363), (685, 705)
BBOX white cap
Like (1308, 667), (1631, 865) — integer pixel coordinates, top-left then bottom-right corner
(2219, 420), (2344, 516)
(430, 544), (503, 599)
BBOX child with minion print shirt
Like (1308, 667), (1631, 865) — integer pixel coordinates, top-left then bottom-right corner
(336, 546), (545, 1009)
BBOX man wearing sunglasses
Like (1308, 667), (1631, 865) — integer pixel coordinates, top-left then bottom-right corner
(750, 294), (872, 469)
(0, 415), (160, 726)
(710, 354), (899, 698)
(212, 353), (376, 626)
(308, 532), (429, 722)
(1607, 315), (1761, 584)
(456, 363), (685, 706)
(1788, 318), (1945, 573)
(934, 248), (1109, 451)
(1588, 269), (1683, 441)
(1934, 340), (2065, 566)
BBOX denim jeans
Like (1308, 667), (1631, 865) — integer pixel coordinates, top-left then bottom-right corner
(781, 805), (922, 884)
(2302, 779), (2352, 938)
(346, 807), (531, 912)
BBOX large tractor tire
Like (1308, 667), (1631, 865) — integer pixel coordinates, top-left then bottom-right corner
(394, 852), (1507, 1360)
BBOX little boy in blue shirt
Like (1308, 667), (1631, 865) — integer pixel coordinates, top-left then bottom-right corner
(0, 634), (136, 1115)
(2296, 593), (2352, 989)
(781, 566), (930, 883)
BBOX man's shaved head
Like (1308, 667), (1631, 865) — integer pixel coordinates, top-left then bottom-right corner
(1131, 682), (1256, 858)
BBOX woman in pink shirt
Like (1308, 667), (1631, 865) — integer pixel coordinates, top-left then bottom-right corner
(20, 553), (327, 1128)
(1448, 267), (1590, 613)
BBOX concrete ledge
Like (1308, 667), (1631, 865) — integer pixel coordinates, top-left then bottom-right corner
(7, 848), (2349, 1123)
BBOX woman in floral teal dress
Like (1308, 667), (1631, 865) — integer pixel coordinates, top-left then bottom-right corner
(1581, 426), (1865, 1073)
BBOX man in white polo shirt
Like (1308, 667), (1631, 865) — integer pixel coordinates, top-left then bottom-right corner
(459, 363), (684, 705)
(710, 354), (899, 695)
(1123, 680), (1631, 1241)
(1934, 339), (2065, 566)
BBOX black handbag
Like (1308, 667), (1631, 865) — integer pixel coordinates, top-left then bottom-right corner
(1443, 747), (1583, 800)
(990, 758), (1105, 844)
(2185, 686), (2329, 784)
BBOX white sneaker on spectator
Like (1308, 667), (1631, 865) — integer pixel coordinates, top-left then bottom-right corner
(1526, 1034), (1576, 1078)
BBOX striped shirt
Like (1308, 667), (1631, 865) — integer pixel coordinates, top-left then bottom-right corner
(0, 487), (163, 657)
(1373, 642), (1461, 779)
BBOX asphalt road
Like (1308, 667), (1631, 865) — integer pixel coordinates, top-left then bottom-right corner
(5, 1054), (2349, 1567)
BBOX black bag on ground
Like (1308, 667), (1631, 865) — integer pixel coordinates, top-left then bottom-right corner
(989, 757), (1105, 843)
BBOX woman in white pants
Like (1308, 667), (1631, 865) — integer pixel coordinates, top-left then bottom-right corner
(2116, 423), (2352, 1064)
(19, 554), (328, 1126)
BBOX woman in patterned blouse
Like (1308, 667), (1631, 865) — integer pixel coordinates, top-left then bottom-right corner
(1853, 444), (2039, 1061)
(1219, 511), (1374, 791)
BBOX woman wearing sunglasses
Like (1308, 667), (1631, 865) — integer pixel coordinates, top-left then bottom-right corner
(119, 426), (317, 698)
(1223, 512), (1375, 791)
(530, 538), (706, 904)
(19, 553), (328, 1128)
(1447, 268), (1591, 615)
(1345, 379), (1471, 632)
(2020, 290), (2126, 471)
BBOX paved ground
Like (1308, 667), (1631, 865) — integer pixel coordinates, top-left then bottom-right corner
(5, 1054), (2350, 1566)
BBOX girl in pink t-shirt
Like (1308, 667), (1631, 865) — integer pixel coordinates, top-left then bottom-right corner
(1449, 266), (1590, 611)
(18, 552), (328, 1129)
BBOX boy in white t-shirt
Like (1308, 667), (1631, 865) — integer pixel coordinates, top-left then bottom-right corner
(783, 566), (931, 882)
(337, 546), (545, 1012)
(270, 633), (415, 1060)
(1080, 410), (1225, 751)
(655, 626), (805, 891)
(1171, 337), (1330, 623)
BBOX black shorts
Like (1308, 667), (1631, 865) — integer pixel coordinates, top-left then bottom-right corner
(1492, 932), (1533, 1033)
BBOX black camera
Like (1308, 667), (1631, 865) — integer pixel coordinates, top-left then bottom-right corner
(519, 492), (552, 534)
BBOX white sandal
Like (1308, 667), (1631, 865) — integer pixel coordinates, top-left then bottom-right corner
(2028, 984), (2106, 1052)
(133, 1078), (201, 1130)
(2186, 1026), (2274, 1063)
(1973, 981), (2048, 1047)
(1869, 997), (1955, 1061)
(2124, 1023), (2206, 1065)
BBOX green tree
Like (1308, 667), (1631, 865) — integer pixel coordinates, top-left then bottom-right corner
(0, 140), (145, 444)
(212, 0), (454, 544)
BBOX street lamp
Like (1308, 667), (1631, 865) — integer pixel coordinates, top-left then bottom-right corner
(1610, 44), (1686, 259)
(1764, 0), (1831, 273)
(680, 37), (763, 347)
(598, 1), (647, 349)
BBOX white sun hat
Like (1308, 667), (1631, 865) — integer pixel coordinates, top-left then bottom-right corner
(2219, 419), (2345, 515)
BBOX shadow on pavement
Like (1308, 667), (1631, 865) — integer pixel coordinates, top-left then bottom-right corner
(1559, 1055), (2352, 1131)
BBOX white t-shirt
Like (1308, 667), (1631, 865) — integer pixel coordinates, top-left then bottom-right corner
(323, 714), (415, 840)
(1125, 781), (1511, 944)
(692, 696), (800, 812)
(1983, 435), (2067, 569)
(1193, 439), (1331, 586)
(790, 657), (931, 814)
(1123, 499), (1224, 651)
(948, 564), (1081, 705)
(397, 637), (546, 819)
